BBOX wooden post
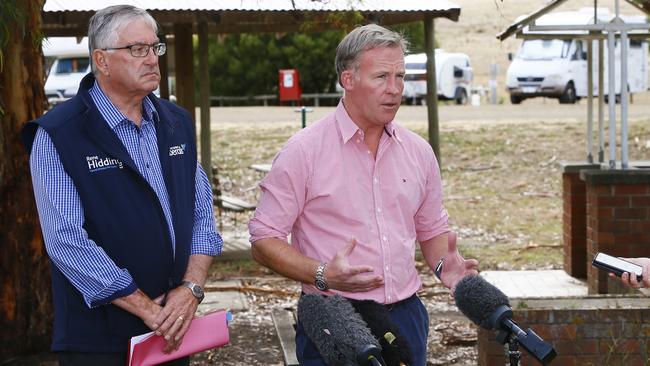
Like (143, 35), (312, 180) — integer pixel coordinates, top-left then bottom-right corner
(174, 23), (195, 124)
(424, 15), (441, 168)
(198, 22), (212, 182)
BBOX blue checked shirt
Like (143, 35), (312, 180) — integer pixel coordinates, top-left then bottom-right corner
(29, 82), (222, 307)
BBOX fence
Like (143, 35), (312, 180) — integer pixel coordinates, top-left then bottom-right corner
(210, 92), (342, 107)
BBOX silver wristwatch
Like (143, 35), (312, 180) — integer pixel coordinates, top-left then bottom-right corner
(181, 280), (205, 303)
(315, 263), (329, 291)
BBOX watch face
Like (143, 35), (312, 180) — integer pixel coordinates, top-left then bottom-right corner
(193, 285), (204, 298)
(315, 279), (328, 291)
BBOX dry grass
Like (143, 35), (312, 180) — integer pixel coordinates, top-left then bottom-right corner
(211, 117), (650, 271)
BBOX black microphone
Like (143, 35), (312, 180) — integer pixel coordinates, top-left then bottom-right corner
(298, 293), (385, 366)
(349, 299), (413, 366)
(454, 275), (557, 365)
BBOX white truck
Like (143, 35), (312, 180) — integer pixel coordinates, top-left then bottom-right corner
(506, 8), (648, 104)
(42, 37), (91, 105)
(403, 50), (473, 105)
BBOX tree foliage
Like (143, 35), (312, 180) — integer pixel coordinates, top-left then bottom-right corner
(201, 21), (426, 102)
(205, 30), (344, 98)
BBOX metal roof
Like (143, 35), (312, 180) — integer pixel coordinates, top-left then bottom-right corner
(496, 0), (649, 41)
(42, 0), (461, 36)
(44, 0), (461, 13)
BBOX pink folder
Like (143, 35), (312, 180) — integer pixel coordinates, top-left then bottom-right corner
(128, 310), (231, 366)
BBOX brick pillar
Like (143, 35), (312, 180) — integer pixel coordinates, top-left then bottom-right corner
(581, 169), (650, 294)
(560, 163), (600, 279)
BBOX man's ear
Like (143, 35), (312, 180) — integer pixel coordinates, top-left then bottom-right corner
(340, 69), (355, 91)
(92, 49), (109, 76)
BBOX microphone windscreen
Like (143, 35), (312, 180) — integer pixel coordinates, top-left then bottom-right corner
(454, 275), (510, 329)
(298, 293), (380, 365)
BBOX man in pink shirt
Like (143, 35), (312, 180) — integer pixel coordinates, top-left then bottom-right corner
(249, 24), (479, 365)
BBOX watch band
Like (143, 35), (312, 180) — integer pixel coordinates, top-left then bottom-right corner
(434, 257), (444, 281)
(315, 262), (329, 291)
(181, 280), (205, 303)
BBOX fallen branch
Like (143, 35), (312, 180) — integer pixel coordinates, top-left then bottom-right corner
(461, 164), (497, 172)
(205, 286), (298, 297)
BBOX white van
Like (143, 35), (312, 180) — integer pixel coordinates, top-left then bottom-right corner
(403, 50), (473, 105)
(506, 8), (648, 104)
(42, 37), (90, 105)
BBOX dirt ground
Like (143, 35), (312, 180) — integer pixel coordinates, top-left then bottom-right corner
(194, 270), (478, 366)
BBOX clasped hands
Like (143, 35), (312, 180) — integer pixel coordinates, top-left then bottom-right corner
(144, 285), (199, 353)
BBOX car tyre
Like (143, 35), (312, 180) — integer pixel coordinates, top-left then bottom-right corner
(455, 88), (468, 105)
(559, 82), (577, 104)
(510, 95), (523, 104)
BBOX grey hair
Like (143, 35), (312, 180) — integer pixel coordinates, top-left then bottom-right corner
(335, 24), (409, 86)
(88, 5), (159, 74)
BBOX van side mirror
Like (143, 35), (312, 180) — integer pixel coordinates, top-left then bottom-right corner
(508, 52), (513, 61)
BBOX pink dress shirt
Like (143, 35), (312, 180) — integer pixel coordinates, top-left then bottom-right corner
(249, 100), (449, 304)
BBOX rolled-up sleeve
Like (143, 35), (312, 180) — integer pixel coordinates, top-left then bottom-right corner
(249, 139), (309, 244)
(414, 149), (449, 242)
(191, 162), (222, 256)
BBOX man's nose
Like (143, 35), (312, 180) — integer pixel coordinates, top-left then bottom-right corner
(386, 76), (401, 95)
(144, 49), (159, 64)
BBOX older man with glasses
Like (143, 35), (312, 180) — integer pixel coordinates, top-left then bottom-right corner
(21, 5), (221, 365)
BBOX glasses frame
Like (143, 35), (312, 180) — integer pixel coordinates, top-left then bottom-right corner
(101, 42), (166, 57)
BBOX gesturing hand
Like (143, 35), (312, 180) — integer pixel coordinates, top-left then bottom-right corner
(440, 232), (479, 291)
(324, 239), (384, 292)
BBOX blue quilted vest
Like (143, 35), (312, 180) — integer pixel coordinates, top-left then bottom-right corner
(22, 73), (197, 352)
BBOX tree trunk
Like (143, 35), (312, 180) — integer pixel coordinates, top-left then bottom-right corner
(0, 0), (52, 361)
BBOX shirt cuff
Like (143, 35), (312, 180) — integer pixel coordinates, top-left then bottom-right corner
(88, 270), (137, 308)
(191, 231), (223, 256)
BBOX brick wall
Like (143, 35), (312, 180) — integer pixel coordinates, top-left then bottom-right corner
(561, 163), (600, 279)
(581, 170), (650, 294)
(477, 297), (650, 366)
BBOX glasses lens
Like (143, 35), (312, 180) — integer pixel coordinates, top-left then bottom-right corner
(131, 44), (149, 57)
(154, 43), (166, 56)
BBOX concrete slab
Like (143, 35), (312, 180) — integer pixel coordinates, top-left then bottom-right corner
(215, 232), (251, 261)
(481, 270), (588, 299)
(199, 280), (249, 313)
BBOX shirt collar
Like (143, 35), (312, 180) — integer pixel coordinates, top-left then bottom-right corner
(89, 81), (159, 130)
(335, 99), (398, 143)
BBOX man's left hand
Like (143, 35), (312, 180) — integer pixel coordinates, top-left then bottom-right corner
(440, 232), (479, 291)
(151, 285), (199, 353)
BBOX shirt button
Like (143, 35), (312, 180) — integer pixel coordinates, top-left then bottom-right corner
(373, 177), (378, 183)
(387, 295), (392, 301)
(386, 266), (389, 270)
(367, 150), (371, 154)
(377, 207), (382, 213)
(382, 236), (387, 241)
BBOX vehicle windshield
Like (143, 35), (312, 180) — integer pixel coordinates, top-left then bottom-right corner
(516, 39), (571, 60)
(55, 57), (90, 74)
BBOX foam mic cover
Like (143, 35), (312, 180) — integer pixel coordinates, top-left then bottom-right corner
(453, 275), (510, 330)
(298, 293), (382, 365)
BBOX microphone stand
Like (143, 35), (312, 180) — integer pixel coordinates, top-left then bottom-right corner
(496, 329), (521, 366)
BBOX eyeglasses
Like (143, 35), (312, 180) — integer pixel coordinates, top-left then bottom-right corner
(101, 42), (166, 57)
